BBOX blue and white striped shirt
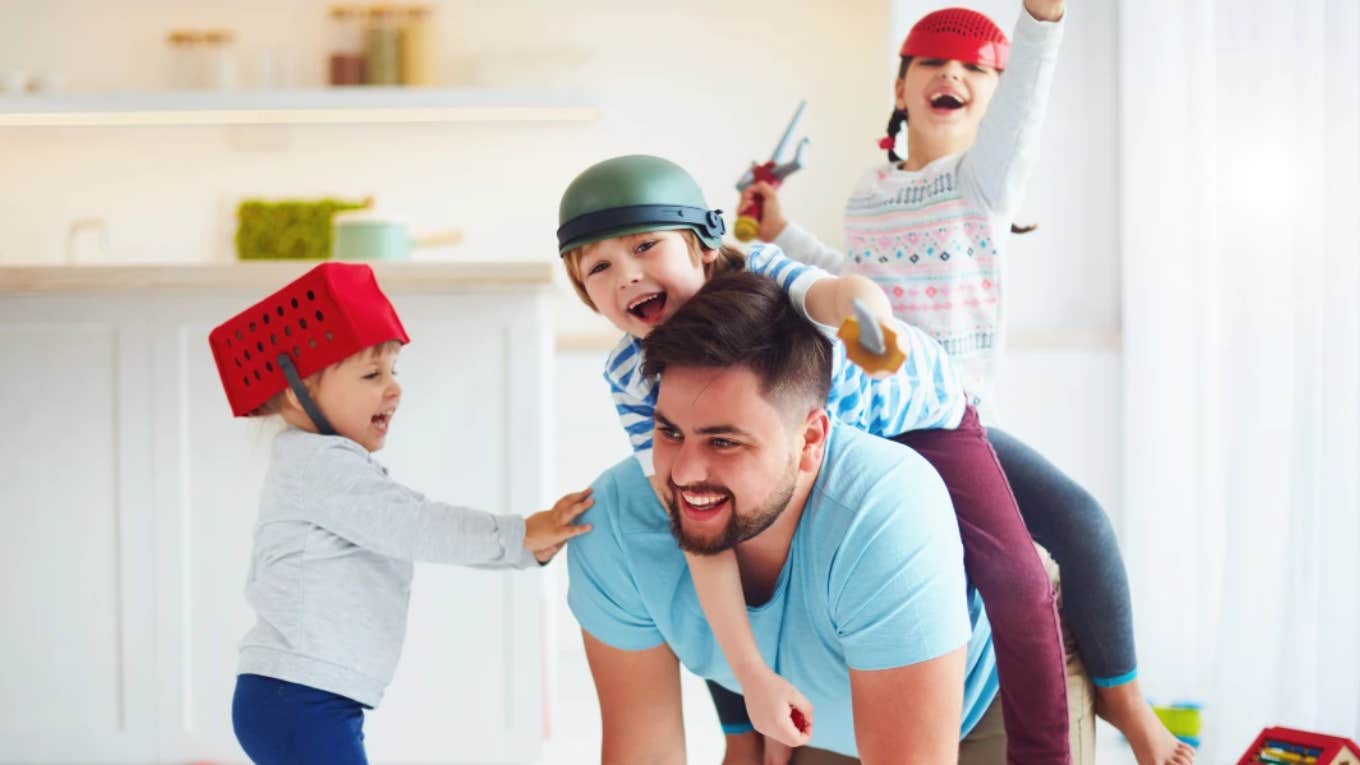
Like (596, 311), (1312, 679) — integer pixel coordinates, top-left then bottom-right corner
(605, 244), (967, 475)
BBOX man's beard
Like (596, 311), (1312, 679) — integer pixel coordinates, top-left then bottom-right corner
(665, 457), (799, 555)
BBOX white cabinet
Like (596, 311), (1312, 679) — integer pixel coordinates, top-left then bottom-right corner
(0, 264), (555, 764)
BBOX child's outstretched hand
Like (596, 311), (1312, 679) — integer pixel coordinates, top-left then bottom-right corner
(736, 180), (790, 243)
(742, 670), (814, 749)
(524, 488), (593, 563)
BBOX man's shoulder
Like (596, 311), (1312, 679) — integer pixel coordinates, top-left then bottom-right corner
(576, 456), (669, 540)
(823, 424), (946, 497)
(809, 425), (955, 543)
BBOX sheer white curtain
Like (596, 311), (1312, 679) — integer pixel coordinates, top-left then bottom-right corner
(1118, 0), (1359, 758)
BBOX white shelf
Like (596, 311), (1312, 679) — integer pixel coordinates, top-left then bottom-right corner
(0, 87), (597, 126)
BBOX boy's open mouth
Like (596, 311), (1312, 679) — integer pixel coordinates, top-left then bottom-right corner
(627, 292), (668, 324)
(371, 410), (394, 433)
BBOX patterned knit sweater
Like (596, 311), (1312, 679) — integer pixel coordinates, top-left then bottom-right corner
(774, 9), (1063, 423)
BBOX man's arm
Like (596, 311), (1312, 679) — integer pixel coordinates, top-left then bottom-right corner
(850, 646), (966, 764)
(582, 630), (686, 765)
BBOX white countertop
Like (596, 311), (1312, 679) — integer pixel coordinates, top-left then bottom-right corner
(0, 261), (554, 294)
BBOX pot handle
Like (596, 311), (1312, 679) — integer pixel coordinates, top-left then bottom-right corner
(411, 229), (463, 249)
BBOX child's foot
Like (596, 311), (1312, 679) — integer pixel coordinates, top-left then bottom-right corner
(1094, 682), (1196, 765)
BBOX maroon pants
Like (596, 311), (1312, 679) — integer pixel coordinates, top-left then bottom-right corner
(896, 406), (1070, 764)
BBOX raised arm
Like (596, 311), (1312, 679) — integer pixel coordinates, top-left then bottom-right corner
(961, 2), (1065, 215)
(583, 631), (687, 765)
(850, 647), (966, 764)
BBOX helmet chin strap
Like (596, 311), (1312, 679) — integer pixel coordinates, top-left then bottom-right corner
(278, 353), (336, 436)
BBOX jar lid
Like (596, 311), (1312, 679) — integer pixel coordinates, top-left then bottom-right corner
(167, 30), (204, 45)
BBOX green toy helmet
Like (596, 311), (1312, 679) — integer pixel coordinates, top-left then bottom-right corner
(557, 155), (726, 255)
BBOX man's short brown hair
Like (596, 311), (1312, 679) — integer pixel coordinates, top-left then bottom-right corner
(641, 271), (831, 417)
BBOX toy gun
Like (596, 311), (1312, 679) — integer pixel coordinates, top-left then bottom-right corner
(838, 298), (906, 375)
(734, 100), (809, 242)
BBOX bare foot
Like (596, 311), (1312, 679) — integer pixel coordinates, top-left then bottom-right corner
(1094, 681), (1196, 765)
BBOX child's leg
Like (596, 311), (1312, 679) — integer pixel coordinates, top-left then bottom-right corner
(895, 406), (1070, 765)
(232, 673), (369, 765)
(985, 428), (1195, 765)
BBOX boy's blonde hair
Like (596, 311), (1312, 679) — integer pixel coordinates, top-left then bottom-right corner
(254, 339), (403, 417)
(561, 230), (747, 312)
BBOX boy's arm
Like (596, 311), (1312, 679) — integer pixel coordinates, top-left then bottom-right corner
(583, 631), (687, 764)
(823, 317), (967, 436)
(685, 549), (813, 746)
(605, 338), (659, 475)
(301, 441), (539, 568)
(850, 647), (966, 764)
(747, 243), (965, 436)
(804, 273), (894, 331)
(961, 4), (1065, 215)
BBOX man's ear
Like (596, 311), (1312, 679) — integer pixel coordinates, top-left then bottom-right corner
(700, 247), (719, 265)
(798, 408), (830, 472)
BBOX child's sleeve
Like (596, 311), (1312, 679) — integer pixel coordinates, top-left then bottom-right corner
(822, 318), (968, 437)
(295, 441), (539, 568)
(960, 8), (1064, 216)
(603, 335), (658, 476)
(773, 220), (849, 274)
(743, 243), (833, 322)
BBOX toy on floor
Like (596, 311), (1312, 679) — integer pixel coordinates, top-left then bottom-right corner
(733, 100), (809, 242)
(1238, 726), (1360, 765)
(838, 297), (906, 375)
(1153, 701), (1203, 748)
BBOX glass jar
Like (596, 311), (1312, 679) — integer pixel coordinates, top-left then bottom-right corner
(166, 30), (205, 90)
(364, 5), (401, 85)
(201, 29), (240, 90)
(399, 5), (437, 86)
(327, 5), (366, 86)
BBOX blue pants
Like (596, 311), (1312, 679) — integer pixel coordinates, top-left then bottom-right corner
(232, 674), (369, 765)
(987, 427), (1137, 685)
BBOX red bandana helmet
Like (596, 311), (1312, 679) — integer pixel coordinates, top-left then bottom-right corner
(900, 7), (1010, 71)
(209, 262), (409, 422)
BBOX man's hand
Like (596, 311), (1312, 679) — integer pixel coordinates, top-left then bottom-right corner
(740, 670), (814, 748)
(524, 487), (592, 563)
(736, 180), (791, 243)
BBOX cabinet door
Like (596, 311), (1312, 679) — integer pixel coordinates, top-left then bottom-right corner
(149, 291), (551, 764)
(0, 299), (159, 763)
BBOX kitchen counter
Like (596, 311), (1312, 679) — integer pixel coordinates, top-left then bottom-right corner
(0, 260), (554, 294)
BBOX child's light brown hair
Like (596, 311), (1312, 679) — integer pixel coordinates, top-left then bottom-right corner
(561, 230), (747, 312)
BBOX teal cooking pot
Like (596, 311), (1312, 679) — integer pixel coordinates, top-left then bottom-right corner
(332, 211), (462, 261)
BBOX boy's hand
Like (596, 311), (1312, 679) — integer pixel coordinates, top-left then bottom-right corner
(741, 670), (814, 749)
(736, 180), (790, 243)
(524, 488), (593, 563)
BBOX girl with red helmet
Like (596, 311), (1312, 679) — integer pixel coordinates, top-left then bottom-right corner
(738, 2), (1194, 764)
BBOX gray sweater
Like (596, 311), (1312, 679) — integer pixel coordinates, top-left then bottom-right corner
(237, 427), (537, 707)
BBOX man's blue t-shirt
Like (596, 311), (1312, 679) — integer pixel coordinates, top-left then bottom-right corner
(567, 422), (998, 757)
